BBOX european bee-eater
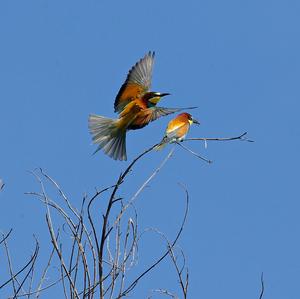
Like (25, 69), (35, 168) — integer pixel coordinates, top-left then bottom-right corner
(88, 52), (195, 161)
(156, 113), (200, 150)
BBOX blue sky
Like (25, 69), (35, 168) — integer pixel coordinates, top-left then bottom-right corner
(0, 0), (300, 298)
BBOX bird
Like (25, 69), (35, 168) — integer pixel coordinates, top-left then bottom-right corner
(88, 51), (196, 161)
(155, 112), (200, 150)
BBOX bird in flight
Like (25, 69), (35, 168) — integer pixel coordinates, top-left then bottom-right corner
(88, 51), (196, 161)
(155, 113), (200, 150)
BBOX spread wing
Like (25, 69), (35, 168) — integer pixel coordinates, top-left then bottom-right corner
(114, 51), (155, 114)
(148, 106), (198, 123)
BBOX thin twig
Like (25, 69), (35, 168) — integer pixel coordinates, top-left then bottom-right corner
(12, 265), (78, 298)
(69, 223), (80, 299)
(13, 240), (39, 299)
(72, 235), (82, 299)
(45, 214), (79, 299)
(117, 218), (131, 297)
(0, 229), (13, 246)
(41, 169), (80, 219)
(113, 148), (174, 230)
(26, 171), (77, 234)
(108, 217), (121, 299)
(0, 179), (4, 190)
(35, 235), (57, 298)
(28, 170), (95, 299)
(118, 185), (189, 298)
(176, 142), (212, 163)
(27, 256), (35, 299)
(141, 228), (188, 299)
(25, 142), (190, 298)
(98, 143), (160, 298)
(29, 170), (79, 298)
(168, 246), (188, 299)
(3, 233), (17, 296)
(27, 236), (39, 298)
(184, 132), (254, 143)
(38, 170), (98, 291)
(87, 186), (115, 298)
(259, 272), (264, 299)
(60, 260), (69, 299)
(0, 251), (40, 290)
(151, 289), (178, 298)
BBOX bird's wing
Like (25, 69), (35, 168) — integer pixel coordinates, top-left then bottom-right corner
(166, 122), (190, 140)
(148, 106), (198, 123)
(119, 101), (143, 118)
(157, 122), (189, 148)
(114, 52), (155, 113)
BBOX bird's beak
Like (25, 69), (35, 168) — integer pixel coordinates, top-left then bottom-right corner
(160, 93), (170, 97)
(192, 118), (200, 125)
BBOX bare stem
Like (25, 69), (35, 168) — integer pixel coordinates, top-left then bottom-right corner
(259, 272), (264, 299)
(0, 229), (12, 246)
(176, 142), (212, 163)
(118, 185), (189, 298)
(97, 143), (160, 298)
(184, 132), (254, 142)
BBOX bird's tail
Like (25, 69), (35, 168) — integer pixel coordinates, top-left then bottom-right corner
(155, 136), (169, 151)
(88, 114), (127, 161)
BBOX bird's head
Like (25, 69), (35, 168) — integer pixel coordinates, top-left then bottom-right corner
(180, 113), (200, 125)
(144, 92), (170, 105)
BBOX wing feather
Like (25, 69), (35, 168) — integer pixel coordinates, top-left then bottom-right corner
(166, 123), (190, 140)
(149, 106), (197, 123)
(114, 52), (155, 113)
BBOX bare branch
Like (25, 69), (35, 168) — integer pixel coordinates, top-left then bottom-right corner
(12, 265), (78, 298)
(45, 214), (79, 299)
(184, 132), (254, 143)
(112, 148), (174, 230)
(0, 179), (4, 190)
(175, 142), (212, 164)
(40, 169), (80, 220)
(35, 238), (57, 298)
(97, 143), (161, 298)
(60, 261), (69, 299)
(151, 289), (179, 298)
(167, 246), (188, 299)
(118, 185), (189, 298)
(0, 229), (12, 246)
(259, 272), (264, 299)
(0, 237), (39, 292)
(13, 239), (39, 298)
(20, 141), (216, 298)
(28, 253), (35, 299)
(142, 228), (188, 299)
(2, 232), (18, 296)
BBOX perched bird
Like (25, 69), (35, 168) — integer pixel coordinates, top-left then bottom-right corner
(88, 51), (195, 161)
(155, 113), (200, 150)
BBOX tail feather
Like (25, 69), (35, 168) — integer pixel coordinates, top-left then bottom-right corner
(155, 136), (169, 151)
(88, 114), (127, 161)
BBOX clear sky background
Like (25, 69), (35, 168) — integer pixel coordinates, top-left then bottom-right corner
(0, 0), (300, 298)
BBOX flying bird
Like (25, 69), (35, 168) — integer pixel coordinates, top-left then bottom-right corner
(155, 113), (200, 150)
(88, 51), (195, 161)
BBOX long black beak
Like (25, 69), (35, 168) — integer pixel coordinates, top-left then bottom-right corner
(193, 118), (200, 125)
(160, 93), (171, 97)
